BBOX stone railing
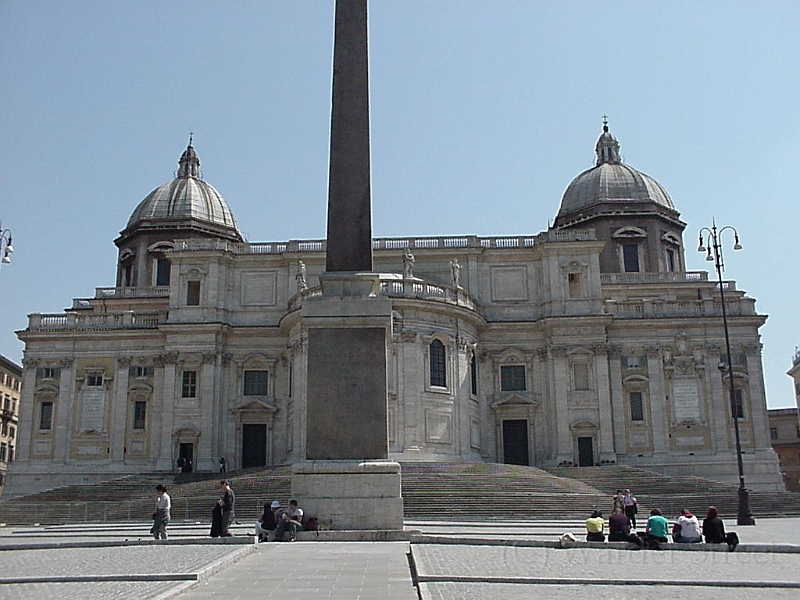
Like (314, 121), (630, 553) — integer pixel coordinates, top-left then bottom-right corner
(288, 277), (477, 312)
(94, 286), (171, 298)
(174, 230), (596, 255)
(27, 311), (164, 331)
(604, 297), (755, 319)
(600, 271), (709, 284)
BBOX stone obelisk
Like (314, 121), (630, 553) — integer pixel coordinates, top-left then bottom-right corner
(291, 0), (403, 532)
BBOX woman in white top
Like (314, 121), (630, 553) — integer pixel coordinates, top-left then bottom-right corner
(153, 484), (171, 540)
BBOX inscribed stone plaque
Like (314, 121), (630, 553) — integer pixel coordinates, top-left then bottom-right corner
(306, 328), (388, 460)
(241, 271), (277, 306)
(672, 378), (700, 421)
(490, 266), (528, 301)
(80, 390), (107, 432)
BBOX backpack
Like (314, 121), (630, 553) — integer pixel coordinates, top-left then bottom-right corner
(304, 516), (318, 531)
(725, 531), (739, 551)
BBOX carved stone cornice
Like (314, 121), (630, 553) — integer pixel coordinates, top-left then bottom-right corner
(202, 353), (217, 365)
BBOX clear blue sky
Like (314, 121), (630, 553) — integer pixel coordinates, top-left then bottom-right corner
(1, 1), (798, 407)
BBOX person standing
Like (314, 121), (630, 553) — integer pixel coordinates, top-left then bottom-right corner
(153, 484), (171, 540)
(622, 489), (638, 529)
(219, 456), (226, 473)
(217, 480), (235, 537)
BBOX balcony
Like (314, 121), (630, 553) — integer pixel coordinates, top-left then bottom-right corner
(27, 311), (164, 332)
(600, 271), (709, 284)
(289, 275), (477, 312)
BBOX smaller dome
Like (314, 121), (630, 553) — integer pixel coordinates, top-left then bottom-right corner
(556, 123), (675, 224)
(125, 140), (241, 238)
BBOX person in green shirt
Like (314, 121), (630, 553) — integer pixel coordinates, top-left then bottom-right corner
(645, 508), (669, 548)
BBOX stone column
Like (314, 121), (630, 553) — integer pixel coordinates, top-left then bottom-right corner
(594, 347), (616, 462)
(647, 347), (669, 455)
(607, 347), (627, 458)
(551, 347), (573, 463)
(54, 361), (76, 464)
(109, 357), (131, 464)
(156, 354), (177, 471)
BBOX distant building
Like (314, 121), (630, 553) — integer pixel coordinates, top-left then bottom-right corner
(768, 407), (800, 492)
(776, 349), (800, 491)
(0, 354), (22, 495)
(5, 124), (784, 497)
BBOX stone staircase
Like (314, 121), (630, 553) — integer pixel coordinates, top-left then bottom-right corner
(1, 462), (798, 525)
(548, 465), (800, 519)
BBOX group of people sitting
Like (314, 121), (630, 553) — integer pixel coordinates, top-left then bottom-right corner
(585, 505), (737, 550)
(254, 499), (314, 542)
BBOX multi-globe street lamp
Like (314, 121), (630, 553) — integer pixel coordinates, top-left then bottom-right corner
(697, 220), (755, 526)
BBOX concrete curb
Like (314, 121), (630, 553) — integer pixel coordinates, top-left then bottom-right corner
(410, 534), (800, 554)
(415, 575), (800, 589)
(0, 536), (257, 551)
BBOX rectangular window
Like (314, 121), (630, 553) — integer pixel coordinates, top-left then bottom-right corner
(573, 363), (590, 390)
(622, 244), (640, 273)
(186, 280), (201, 306)
(155, 258), (171, 286)
(568, 273), (583, 298)
(243, 370), (269, 396)
(129, 366), (153, 378)
(9, 426), (15, 439)
(429, 340), (447, 388)
(666, 249), (676, 272)
(133, 401), (147, 430)
(37, 367), (60, 379)
(731, 388), (744, 419)
(0, 443), (6, 463)
(795, 382), (800, 396)
(288, 363), (293, 398)
(623, 356), (642, 369)
(629, 391), (644, 422)
(770, 427), (778, 441)
(500, 365), (526, 392)
(39, 401), (53, 430)
(182, 370), (197, 398)
(470, 353), (478, 396)
(86, 373), (103, 387)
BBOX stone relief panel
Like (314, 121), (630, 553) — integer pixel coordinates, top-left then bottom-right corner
(425, 408), (453, 444)
(470, 417), (481, 450)
(241, 270), (278, 306)
(490, 266), (528, 302)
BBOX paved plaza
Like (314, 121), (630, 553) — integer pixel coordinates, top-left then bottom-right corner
(1, 518), (799, 599)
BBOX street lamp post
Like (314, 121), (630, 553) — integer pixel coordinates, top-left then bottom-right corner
(0, 222), (12, 266)
(698, 220), (755, 526)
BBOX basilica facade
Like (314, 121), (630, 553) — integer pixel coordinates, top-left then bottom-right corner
(6, 125), (783, 496)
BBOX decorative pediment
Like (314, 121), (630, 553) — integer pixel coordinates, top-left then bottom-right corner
(490, 392), (538, 408)
(612, 226), (647, 239)
(231, 399), (277, 414)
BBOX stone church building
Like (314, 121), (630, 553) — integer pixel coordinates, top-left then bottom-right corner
(6, 124), (783, 496)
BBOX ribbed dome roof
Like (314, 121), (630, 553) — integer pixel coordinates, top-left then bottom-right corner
(556, 123), (675, 222)
(126, 140), (241, 236)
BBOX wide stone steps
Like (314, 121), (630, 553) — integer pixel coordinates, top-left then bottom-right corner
(1, 462), (798, 525)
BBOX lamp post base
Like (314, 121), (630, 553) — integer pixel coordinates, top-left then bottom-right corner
(737, 486), (755, 526)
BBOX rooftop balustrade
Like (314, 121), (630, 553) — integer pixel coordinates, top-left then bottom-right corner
(173, 230), (596, 255)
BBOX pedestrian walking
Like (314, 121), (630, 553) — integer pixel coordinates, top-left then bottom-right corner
(152, 484), (171, 540)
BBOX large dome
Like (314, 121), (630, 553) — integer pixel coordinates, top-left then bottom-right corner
(555, 124), (675, 224)
(125, 141), (241, 238)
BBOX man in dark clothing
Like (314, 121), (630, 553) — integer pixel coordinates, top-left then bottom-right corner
(218, 480), (235, 536)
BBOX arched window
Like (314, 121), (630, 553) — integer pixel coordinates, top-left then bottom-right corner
(429, 340), (446, 387)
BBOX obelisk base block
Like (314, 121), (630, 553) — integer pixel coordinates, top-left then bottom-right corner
(291, 460), (403, 530)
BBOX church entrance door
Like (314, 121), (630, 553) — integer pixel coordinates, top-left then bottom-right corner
(242, 424), (267, 469)
(502, 419), (529, 466)
(577, 436), (594, 466)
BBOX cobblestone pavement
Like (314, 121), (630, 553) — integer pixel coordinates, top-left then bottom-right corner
(0, 544), (251, 600)
(175, 542), (417, 600)
(413, 544), (800, 600)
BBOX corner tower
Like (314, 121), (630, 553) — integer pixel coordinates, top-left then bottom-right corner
(554, 120), (686, 274)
